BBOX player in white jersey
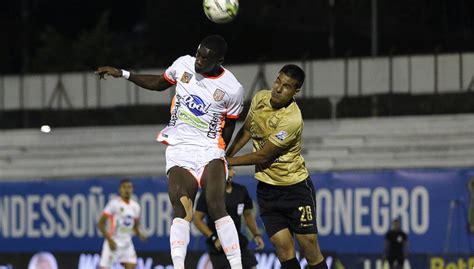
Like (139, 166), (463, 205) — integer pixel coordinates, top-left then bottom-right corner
(96, 35), (244, 269)
(97, 179), (146, 269)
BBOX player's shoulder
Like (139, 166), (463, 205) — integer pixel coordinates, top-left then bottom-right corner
(105, 197), (121, 208)
(130, 199), (140, 208)
(275, 102), (303, 132)
(172, 55), (195, 68)
(253, 89), (271, 102)
(285, 101), (303, 122)
(250, 89), (270, 103)
(177, 55), (194, 62)
(220, 67), (244, 93)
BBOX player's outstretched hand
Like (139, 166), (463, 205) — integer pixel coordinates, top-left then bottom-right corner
(254, 235), (265, 250)
(95, 66), (122, 80)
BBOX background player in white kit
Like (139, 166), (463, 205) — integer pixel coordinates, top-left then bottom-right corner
(96, 35), (245, 269)
(97, 179), (146, 269)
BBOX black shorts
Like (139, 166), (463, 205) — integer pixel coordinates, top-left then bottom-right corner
(209, 248), (257, 269)
(257, 178), (318, 238)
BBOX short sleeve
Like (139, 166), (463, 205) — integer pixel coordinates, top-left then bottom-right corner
(226, 86), (244, 119)
(268, 117), (302, 149)
(242, 188), (253, 210)
(195, 191), (208, 213)
(103, 200), (116, 216)
(164, 57), (185, 85)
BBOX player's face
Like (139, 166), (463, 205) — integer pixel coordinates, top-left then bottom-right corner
(195, 45), (222, 74)
(119, 182), (133, 199)
(270, 72), (300, 108)
(393, 220), (401, 230)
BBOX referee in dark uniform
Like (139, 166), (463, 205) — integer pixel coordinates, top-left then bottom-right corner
(384, 219), (408, 269)
(194, 170), (264, 269)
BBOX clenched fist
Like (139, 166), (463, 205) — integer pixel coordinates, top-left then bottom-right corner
(95, 66), (122, 79)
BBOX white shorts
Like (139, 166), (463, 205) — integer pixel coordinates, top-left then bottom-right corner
(99, 240), (137, 268)
(165, 145), (227, 186)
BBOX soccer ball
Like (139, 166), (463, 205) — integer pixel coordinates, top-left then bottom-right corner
(203, 0), (239, 24)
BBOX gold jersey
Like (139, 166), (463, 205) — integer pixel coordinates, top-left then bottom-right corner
(247, 90), (309, 186)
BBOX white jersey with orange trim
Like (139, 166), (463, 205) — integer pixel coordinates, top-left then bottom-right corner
(157, 55), (245, 149)
(102, 197), (140, 247)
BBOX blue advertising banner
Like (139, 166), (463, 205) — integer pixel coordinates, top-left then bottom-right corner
(312, 169), (474, 254)
(1, 168), (473, 254)
(0, 251), (340, 269)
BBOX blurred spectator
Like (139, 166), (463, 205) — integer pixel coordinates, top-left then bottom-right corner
(28, 252), (57, 269)
(384, 219), (408, 269)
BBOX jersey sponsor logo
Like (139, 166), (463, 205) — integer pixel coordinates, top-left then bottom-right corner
(169, 96), (181, 126)
(275, 130), (288, 141)
(182, 95), (210, 116)
(180, 72), (193, 83)
(213, 89), (225, 101)
(122, 215), (133, 227)
(207, 112), (221, 139)
(179, 110), (208, 130)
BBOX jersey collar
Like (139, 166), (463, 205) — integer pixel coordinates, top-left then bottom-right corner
(202, 67), (225, 79)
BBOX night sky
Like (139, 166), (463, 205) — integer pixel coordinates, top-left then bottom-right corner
(1, 0), (473, 74)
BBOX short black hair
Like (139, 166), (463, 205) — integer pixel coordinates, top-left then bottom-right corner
(280, 64), (305, 89)
(120, 178), (132, 186)
(200, 35), (228, 59)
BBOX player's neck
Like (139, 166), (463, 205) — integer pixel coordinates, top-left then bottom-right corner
(203, 66), (224, 78)
(270, 99), (294, 110)
(121, 197), (130, 204)
(225, 183), (232, 193)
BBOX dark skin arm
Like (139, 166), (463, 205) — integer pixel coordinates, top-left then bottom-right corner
(227, 138), (284, 166)
(133, 218), (147, 241)
(403, 239), (409, 257)
(383, 239), (389, 259)
(222, 118), (238, 148)
(194, 210), (222, 251)
(95, 66), (173, 92)
(243, 208), (265, 250)
(226, 118), (252, 157)
(97, 214), (117, 251)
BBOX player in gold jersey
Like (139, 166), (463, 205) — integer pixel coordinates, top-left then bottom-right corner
(226, 65), (328, 269)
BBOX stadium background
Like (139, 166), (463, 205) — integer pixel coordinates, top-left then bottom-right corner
(1, 0), (474, 268)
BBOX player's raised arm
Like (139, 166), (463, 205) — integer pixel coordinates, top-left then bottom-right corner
(226, 118), (252, 157)
(95, 66), (174, 92)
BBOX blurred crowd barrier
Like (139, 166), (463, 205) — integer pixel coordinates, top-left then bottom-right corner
(0, 53), (473, 111)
